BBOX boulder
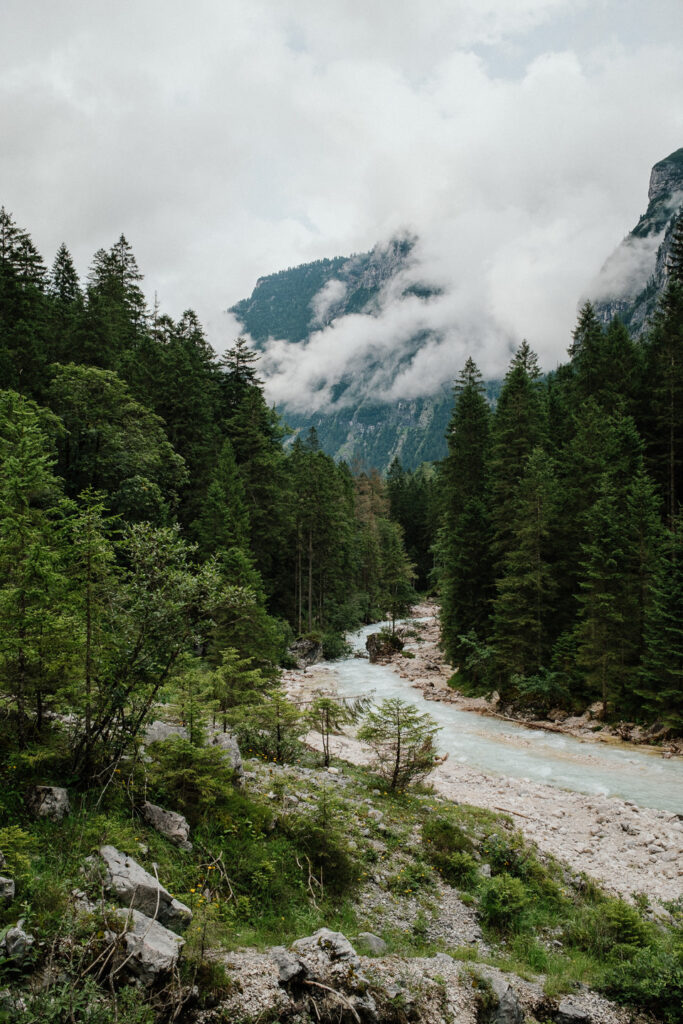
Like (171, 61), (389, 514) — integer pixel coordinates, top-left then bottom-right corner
(356, 931), (387, 955)
(488, 977), (524, 1024)
(112, 908), (184, 986)
(27, 785), (70, 821)
(292, 928), (359, 967)
(557, 997), (592, 1024)
(587, 702), (606, 721)
(209, 729), (244, 780)
(141, 802), (192, 851)
(0, 877), (15, 903)
(366, 632), (403, 663)
(143, 720), (187, 745)
(270, 945), (305, 983)
(289, 637), (323, 668)
(98, 845), (192, 929)
(0, 921), (34, 959)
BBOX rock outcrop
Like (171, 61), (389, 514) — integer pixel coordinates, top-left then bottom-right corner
(27, 786), (70, 821)
(289, 636), (324, 668)
(141, 802), (192, 851)
(366, 631), (403, 663)
(98, 846), (192, 929)
(110, 908), (184, 986)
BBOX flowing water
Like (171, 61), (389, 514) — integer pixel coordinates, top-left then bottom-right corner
(316, 620), (683, 814)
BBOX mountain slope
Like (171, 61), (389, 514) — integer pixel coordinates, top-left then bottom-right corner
(591, 147), (683, 332)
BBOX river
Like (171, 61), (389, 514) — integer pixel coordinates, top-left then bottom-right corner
(314, 620), (683, 815)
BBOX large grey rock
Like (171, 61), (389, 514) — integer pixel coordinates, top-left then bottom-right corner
(289, 637), (323, 668)
(99, 845), (192, 929)
(270, 945), (305, 983)
(0, 877), (15, 904)
(209, 729), (244, 780)
(27, 785), (70, 821)
(356, 931), (387, 955)
(141, 802), (192, 851)
(113, 908), (184, 986)
(366, 631), (403, 663)
(292, 928), (359, 967)
(0, 921), (34, 959)
(488, 977), (524, 1024)
(144, 720), (187, 745)
(557, 998), (592, 1024)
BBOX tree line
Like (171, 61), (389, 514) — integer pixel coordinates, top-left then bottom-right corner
(435, 219), (683, 730)
(0, 207), (415, 775)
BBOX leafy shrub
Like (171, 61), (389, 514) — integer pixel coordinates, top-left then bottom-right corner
(147, 737), (240, 825)
(321, 631), (351, 660)
(602, 941), (683, 1023)
(564, 899), (651, 959)
(479, 873), (529, 930)
(423, 815), (473, 854)
(0, 825), (36, 882)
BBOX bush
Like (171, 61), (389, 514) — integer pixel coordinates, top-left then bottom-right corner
(422, 815), (478, 887)
(146, 736), (240, 825)
(321, 631), (351, 661)
(564, 899), (651, 959)
(602, 942), (683, 1023)
(479, 873), (529, 930)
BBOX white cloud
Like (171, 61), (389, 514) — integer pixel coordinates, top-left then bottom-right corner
(1, 0), (683, 406)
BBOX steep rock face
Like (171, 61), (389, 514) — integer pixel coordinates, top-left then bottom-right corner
(592, 147), (683, 332)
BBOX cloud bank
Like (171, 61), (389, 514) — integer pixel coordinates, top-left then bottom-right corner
(1, 0), (683, 405)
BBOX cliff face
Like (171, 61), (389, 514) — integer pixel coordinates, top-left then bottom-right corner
(591, 147), (683, 332)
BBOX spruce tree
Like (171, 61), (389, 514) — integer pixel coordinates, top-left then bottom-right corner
(638, 518), (683, 729)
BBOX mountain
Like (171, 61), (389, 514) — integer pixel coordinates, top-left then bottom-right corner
(229, 236), (466, 471)
(591, 147), (683, 332)
(230, 148), (682, 471)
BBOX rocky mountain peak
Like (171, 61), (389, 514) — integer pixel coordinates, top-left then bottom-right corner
(648, 147), (683, 204)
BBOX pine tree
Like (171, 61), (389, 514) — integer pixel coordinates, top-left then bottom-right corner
(492, 447), (558, 685)
(438, 357), (493, 664)
(193, 439), (249, 557)
(638, 518), (683, 729)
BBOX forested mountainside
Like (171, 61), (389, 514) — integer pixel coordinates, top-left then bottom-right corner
(592, 147), (683, 332)
(229, 148), (683, 472)
(2, 199), (683, 1024)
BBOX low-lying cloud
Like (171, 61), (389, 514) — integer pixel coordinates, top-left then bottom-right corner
(1, 0), (682, 405)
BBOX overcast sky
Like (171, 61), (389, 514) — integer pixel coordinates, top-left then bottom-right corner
(2, 0), (683, 404)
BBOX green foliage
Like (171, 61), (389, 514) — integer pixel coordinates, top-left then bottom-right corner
(358, 698), (440, 790)
(0, 825), (36, 883)
(563, 899), (651, 959)
(230, 687), (304, 764)
(479, 873), (529, 929)
(602, 941), (683, 1023)
(146, 736), (240, 826)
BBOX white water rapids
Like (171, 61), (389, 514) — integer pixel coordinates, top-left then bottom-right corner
(315, 620), (683, 815)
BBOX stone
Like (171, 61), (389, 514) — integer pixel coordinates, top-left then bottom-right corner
(27, 785), (70, 821)
(489, 977), (524, 1024)
(112, 908), (184, 986)
(366, 632), (403, 663)
(557, 996), (592, 1023)
(0, 877), (15, 903)
(270, 945), (305, 982)
(292, 928), (359, 967)
(209, 729), (244, 780)
(141, 802), (192, 851)
(99, 845), (192, 929)
(0, 850), (5, 868)
(356, 932), (387, 955)
(143, 720), (187, 745)
(0, 921), (34, 959)
(288, 637), (323, 668)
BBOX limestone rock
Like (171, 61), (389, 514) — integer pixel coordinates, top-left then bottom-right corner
(0, 877), (15, 903)
(209, 729), (244, 780)
(112, 908), (184, 986)
(0, 921), (34, 959)
(270, 945), (305, 982)
(27, 785), (70, 821)
(141, 802), (192, 851)
(289, 636), (323, 668)
(99, 845), (192, 929)
(366, 631), (403, 663)
(489, 977), (524, 1024)
(143, 720), (187, 745)
(356, 931), (387, 955)
(292, 928), (359, 967)
(557, 997), (592, 1023)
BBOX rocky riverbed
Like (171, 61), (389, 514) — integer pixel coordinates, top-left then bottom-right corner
(283, 607), (683, 907)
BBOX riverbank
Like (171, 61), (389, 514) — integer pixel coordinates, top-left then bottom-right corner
(386, 603), (683, 757)
(282, 611), (683, 906)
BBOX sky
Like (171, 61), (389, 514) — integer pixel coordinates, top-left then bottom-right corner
(2, 0), (683, 408)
